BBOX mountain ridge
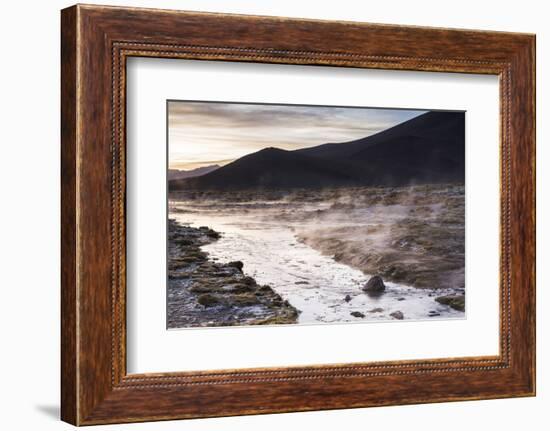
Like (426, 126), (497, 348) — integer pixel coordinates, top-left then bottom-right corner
(168, 164), (220, 180)
(169, 111), (465, 191)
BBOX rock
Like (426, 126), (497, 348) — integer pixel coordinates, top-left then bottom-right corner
(211, 270), (233, 277)
(344, 294), (352, 302)
(294, 281), (310, 285)
(350, 311), (365, 318)
(397, 297), (406, 301)
(435, 295), (465, 312)
(362, 275), (386, 293)
(206, 230), (221, 239)
(257, 314), (298, 325)
(232, 293), (259, 307)
(390, 311), (404, 320)
(197, 294), (220, 307)
(227, 261), (244, 272)
(368, 307), (384, 313)
(222, 283), (253, 293)
(272, 293), (283, 302)
(168, 271), (183, 280)
(199, 226), (221, 239)
(241, 276), (256, 286)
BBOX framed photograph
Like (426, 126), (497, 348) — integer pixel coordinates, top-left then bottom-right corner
(61, 4), (535, 425)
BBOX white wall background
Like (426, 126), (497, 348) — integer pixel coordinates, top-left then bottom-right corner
(0, 0), (546, 429)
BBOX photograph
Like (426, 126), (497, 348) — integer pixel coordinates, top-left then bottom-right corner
(166, 101), (466, 328)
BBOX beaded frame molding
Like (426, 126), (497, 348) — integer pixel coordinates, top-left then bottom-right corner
(61, 4), (535, 425)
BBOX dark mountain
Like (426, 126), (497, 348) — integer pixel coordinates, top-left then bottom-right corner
(169, 111), (464, 191)
(168, 165), (220, 180)
(296, 111), (463, 160)
(170, 147), (359, 190)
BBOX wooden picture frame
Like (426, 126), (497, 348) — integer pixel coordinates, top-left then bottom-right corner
(61, 4), (535, 425)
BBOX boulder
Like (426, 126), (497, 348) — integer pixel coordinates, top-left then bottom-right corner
(350, 311), (365, 318)
(206, 229), (221, 239)
(344, 294), (352, 302)
(227, 261), (244, 272)
(390, 311), (404, 320)
(197, 293), (220, 307)
(241, 276), (256, 286)
(435, 295), (465, 312)
(362, 275), (386, 293)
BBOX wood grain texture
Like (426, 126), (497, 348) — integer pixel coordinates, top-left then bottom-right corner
(60, 5), (78, 425)
(60, 4), (536, 425)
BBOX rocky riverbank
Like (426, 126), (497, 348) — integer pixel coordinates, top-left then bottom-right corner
(167, 219), (299, 328)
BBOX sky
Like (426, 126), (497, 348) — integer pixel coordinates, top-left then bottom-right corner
(168, 101), (425, 170)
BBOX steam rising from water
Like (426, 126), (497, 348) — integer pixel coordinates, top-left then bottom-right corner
(169, 184), (465, 324)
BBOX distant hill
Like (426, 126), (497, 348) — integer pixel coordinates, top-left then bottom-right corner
(170, 147), (359, 190)
(169, 111), (464, 191)
(168, 165), (220, 180)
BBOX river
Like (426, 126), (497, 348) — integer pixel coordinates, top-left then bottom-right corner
(169, 188), (464, 325)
